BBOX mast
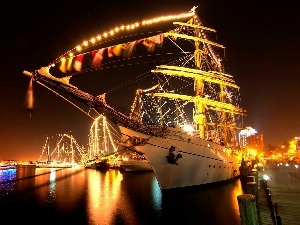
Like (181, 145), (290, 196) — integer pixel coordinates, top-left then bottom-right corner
(192, 15), (206, 139)
(71, 132), (74, 164)
(47, 138), (51, 163)
(103, 116), (108, 155)
(151, 14), (246, 144)
(23, 11), (246, 144)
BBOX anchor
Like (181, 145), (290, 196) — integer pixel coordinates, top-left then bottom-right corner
(166, 146), (182, 164)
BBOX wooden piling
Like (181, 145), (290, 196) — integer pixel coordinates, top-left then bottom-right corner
(251, 168), (258, 174)
(250, 170), (259, 190)
(247, 182), (257, 199)
(250, 169), (258, 182)
(247, 175), (255, 183)
(237, 194), (259, 225)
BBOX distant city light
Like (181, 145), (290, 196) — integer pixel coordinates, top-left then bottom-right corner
(263, 174), (270, 180)
(240, 127), (257, 137)
(239, 126), (257, 148)
(183, 124), (194, 133)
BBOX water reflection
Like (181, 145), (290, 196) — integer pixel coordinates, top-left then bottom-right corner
(47, 169), (56, 203)
(0, 167), (244, 225)
(151, 177), (162, 211)
(0, 168), (16, 196)
(160, 180), (243, 225)
(231, 180), (244, 222)
(87, 169), (123, 224)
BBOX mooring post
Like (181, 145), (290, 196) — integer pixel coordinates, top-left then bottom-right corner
(250, 169), (259, 188)
(237, 194), (259, 225)
(247, 175), (255, 183)
(250, 169), (258, 181)
(247, 182), (257, 200)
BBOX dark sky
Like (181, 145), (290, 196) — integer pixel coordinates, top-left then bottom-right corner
(1, 0), (299, 161)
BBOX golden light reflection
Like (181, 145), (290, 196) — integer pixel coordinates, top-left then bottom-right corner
(34, 168), (85, 207)
(47, 169), (57, 203)
(86, 170), (123, 224)
(55, 168), (87, 211)
(231, 181), (244, 219)
(34, 168), (57, 206)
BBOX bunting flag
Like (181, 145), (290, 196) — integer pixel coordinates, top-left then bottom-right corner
(73, 54), (84, 72)
(57, 34), (167, 74)
(152, 33), (164, 48)
(152, 33), (164, 44)
(67, 56), (74, 71)
(143, 38), (156, 52)
(107, 46), (114, 57)
(59, 58), (67, 73)
(112, 44), (123, 56)
(92, 48), (105, 68)
(123, 41), (136, 58)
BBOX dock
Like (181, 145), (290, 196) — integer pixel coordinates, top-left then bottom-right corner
(241, 162), (300, 225)
(259, 162), (300, 225)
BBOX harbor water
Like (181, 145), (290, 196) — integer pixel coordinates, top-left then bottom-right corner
(0, 166), (245, 225)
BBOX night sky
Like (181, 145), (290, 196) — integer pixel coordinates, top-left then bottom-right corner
(1, 0), (299, 161)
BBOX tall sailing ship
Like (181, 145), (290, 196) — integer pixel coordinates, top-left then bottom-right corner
(23, 7), (246, 192)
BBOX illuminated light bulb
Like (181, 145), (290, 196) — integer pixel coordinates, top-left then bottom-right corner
(51, 10), (196, 65)
(90, 38), (96, 43)
(263, 174), (270, 180)
(69, 52), (74, 57)
(61, 57), (66, 62)
(183, 124), (194, 133)
(76, 45), (82, 51)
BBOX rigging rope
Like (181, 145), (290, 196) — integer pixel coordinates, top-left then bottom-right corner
(36, 81), (97, 120)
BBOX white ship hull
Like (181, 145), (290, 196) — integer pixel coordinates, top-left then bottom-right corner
(118, 159), (152, 172)
(36, 162), (77, 168)
(119, 126), (240, 191)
